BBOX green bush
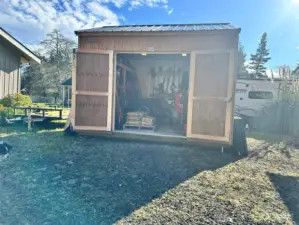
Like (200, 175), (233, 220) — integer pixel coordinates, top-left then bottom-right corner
(0, 105), (14, 120)
(0, 93), (32, 107)
(256, 80), (299, 137)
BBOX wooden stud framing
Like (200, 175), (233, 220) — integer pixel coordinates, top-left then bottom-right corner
(225, 49), (237, 145)
(118, 63), (135, 73)
(71, 50), (77, 126)
(106, 52), (114, 131)
(112, 52), (117, 131)
(187, 52), (196, 137)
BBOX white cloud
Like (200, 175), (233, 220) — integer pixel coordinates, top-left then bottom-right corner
(296, 46), (299, 50)
(167, 8), (173, 15)
(130, 0), (143, 9)
(0, 0), (173, 46)
(101, 0), (128, 8)
(87, 2), (119, 25)
(129, 0), (168, 9)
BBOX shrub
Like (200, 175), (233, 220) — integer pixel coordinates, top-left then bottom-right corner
(0, 93), (32, 107)
(0, 104), (4, 112)
(0, 105), (14, 120)
(256, 80), (299, 137)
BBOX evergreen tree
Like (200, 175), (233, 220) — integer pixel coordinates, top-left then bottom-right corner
(292, 63), (299, 79)
(249, 32), (271, 78)
(237, 43), (249, 78)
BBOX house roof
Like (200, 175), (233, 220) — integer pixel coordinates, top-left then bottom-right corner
(0, 27), (41, 64)
(61, 77), (72, 86)
(75, 23), (240, 34)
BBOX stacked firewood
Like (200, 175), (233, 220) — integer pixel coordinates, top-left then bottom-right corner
(125, 111), (156, 127)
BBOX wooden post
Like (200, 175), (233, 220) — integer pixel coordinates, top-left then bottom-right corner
(123, 68), (126, 100)
(28, 112), (32, 131)
(62, 86), (65, 107)
(42, 110), (45, 118)
(59, 110), (62, 119)
(67, 86), (70, 109)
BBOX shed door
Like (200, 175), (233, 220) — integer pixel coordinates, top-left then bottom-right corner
(187, 50), (236, 145)
(74, 50), (114, 131)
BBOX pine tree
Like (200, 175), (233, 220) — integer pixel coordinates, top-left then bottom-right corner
(293, 63), (299, 79)
(249, 32), (271, 78)
(237, 43), (249, 78)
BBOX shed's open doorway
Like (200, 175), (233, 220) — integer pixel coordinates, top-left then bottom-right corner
(114, 53), (190, 137)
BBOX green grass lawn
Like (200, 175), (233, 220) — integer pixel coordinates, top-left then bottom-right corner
(0, 127), (298, 225)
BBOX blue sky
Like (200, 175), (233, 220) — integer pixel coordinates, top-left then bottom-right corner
(1, 0), (299, 70)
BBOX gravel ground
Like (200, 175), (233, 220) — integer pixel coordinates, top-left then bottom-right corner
(0, 131), (235, 225)
(0, 131), (298, 225)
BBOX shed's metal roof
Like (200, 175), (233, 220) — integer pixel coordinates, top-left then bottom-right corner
(75, 23), (239, 34)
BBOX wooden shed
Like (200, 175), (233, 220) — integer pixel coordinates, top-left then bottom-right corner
(0, 27), (41, 99)
(72, 23), (240, 146)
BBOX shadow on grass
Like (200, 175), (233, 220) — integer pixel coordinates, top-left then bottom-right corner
(0, 132), (237, 225)
(0, 120), (66, 135)
(268, 173), (299, 225)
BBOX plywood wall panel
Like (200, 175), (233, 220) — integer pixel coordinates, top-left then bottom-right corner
(75, 95), (108, 127)
(187, 50), (235, 143)
(191, 99), (227, 137)
(76, 53), (109, 92)
(194, 53), (229, 98)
